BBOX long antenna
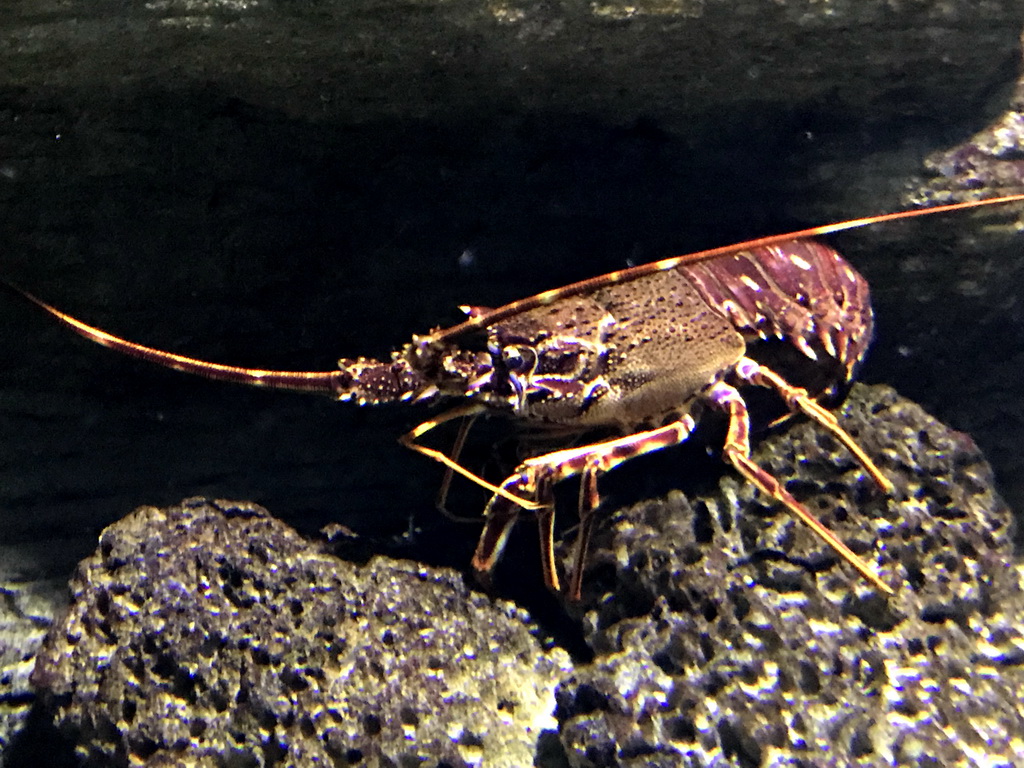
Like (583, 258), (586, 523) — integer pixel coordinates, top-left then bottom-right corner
(3, 282), (345, 394)
(428, 193), (1024, 343)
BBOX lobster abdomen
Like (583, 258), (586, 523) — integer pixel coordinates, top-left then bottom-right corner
(680, 240), (873, 383)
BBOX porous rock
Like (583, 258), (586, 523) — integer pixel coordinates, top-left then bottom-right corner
(0, 576), (64, 765)
(558, 383), (1024, 767)
(908, 25), (1024, 208)
(31, 499), (571, 767)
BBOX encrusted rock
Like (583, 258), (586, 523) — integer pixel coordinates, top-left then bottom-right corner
(31, 499), (571, 767)
(558, 383), (1024, 767)
(908, 27), (1024, 208)
(21, 385), (1024, 766)
(0, 576), (64, 765)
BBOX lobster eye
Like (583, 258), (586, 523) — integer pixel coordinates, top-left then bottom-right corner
(502, 345), (533, 374)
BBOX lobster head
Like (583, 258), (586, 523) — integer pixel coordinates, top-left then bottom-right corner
(401, 300), (612, 420)
(431, 299), (613, 420)
(486, 331), (607, 412)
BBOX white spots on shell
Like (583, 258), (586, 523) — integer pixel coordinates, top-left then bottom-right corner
(819, 328), (837, 358)
(740, 274), (762, 291)
(789, 253), (813, 270)
(720, 299), (742, 324)
(537, 289), (560, 305)
(795, 336), (818, 361)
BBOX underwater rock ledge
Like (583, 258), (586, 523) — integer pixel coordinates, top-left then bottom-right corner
(24, 384), (1024, 767)
(560, 383), (1024, 767)
(30, 499), (571, 768)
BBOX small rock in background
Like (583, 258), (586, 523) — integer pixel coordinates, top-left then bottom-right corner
(0, 572), (67, 766)
(30, 499), (572, 768)
(909, 53), (1024, 206)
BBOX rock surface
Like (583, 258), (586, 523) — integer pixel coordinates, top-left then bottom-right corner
(851, 35), (1024, 534)
(30, 499), (571, 767)
(558, 384), (1024, 767)
(0, 572), (66, 766)
(16, 385), (1024, 767)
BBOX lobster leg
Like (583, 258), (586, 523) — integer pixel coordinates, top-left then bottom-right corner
(470, 470), (555, 590)
(434, 412), (480, 521)
(472, 416), (698, 593)
(567, 463), (601, 601)
(398, 404), (544, 510)
(534, 476), (558, 590)
(733, 357), (893, 493)
(706, 380), (892, 595)
(475, 380), (891, 595)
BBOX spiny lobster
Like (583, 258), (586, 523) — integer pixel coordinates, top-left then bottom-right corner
(9, 194), (1024, 599)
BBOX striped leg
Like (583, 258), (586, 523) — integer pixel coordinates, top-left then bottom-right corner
(433, 412), (480, 521)
(471, 416), (696, 594)
(705, 379), (892, 594)
(567, 463), (601, 601)
(398, 404), (544, 510)
(732, 356), (893, 492)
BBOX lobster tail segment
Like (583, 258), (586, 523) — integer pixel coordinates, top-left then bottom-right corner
(682, 239), (874, 384)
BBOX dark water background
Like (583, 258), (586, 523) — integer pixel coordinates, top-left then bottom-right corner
(1, 0), (1023, 598)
